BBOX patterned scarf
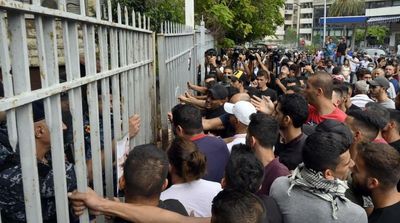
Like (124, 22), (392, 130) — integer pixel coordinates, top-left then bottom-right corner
(287, 163), (349, 219)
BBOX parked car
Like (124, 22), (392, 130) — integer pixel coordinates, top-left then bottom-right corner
(361, 48), (386, 58)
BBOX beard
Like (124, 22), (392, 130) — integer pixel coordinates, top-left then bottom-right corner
(351, 174), (372, 197)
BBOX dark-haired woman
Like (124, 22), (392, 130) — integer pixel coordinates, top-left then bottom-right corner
(160, 138), (221, 217)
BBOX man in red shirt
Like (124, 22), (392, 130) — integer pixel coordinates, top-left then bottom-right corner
(304, 72), (347, 125)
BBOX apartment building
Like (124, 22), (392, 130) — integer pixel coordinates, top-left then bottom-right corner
(365, 0), (400, 48)
(279, 0), (314, 44)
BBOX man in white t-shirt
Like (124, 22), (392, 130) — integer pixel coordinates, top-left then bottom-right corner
(224, 101), (256, 152)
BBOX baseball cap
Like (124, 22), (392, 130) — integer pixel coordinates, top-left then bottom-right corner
(354, 80), (369, 92)
(32, 100), (45, 122)
(224, 101), (256, 125)
(367, 76), (390, 89)
(208, 84), (228, 100)
(229, 70), (247, 83)
(205, 48), (217, 57)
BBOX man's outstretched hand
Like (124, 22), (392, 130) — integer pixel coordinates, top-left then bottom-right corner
(129, 114), (141, 138)
(68, 187), (104, 217)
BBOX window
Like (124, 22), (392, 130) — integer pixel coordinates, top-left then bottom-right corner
(285, 4), (293, 10)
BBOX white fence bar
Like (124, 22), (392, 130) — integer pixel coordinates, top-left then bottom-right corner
(157, 20), (214, 148)
(1, 0), (214, 220)
(0, 0), (155, 222)
(34, 7), (70, 222)
(8, 12), (43, 223)
(0, 11), (18, 151)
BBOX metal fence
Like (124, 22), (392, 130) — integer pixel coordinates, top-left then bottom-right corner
(0, 0), (155, 222)
(0, 0), (214, 222)
(157, 20), (214, 148)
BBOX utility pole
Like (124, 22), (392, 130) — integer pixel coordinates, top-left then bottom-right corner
(295, 2), (301, 48)
(185, 0), (194, 28)
(323, 0), (327, 48)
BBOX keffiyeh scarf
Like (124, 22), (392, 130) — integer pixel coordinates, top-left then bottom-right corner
(287, 163), (349, 219)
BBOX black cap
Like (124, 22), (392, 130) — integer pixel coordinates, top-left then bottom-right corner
(205, 48), (217, 57)
(208, 84), (228, 100)
(367, 77), (390, 89)
(32, 100), (45, 122)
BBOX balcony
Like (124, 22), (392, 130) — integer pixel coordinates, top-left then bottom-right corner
(285, 20), (294, 25)
(285, 9), (294, 15)
(300, 18), (313, 24)
(300, 28), (313, 34)
(276, 29), (285, 36)
(366, 6), (400, 17)
(300, 8), (313, 14)
(299, 0), (313, 3)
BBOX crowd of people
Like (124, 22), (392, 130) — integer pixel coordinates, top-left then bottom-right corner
(1, 40), (400, 223)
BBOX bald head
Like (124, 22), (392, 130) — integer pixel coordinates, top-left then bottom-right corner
(309, 72), (334, 99)
(230, 93), (251, 103)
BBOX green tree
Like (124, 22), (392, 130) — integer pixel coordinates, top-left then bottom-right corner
(195, 0), (285, 45)
(283, 27), (297, 44)
(111, 0), (184, 31)
(111, 0), (285, 46)
(328, 0), (365, 17)
(354, 26), (389, 46)
(366, 26), (389, 45)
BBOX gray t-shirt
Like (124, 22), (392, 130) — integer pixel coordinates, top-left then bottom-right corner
(270, 176), (367, 223)
(379, 99), (395, 109)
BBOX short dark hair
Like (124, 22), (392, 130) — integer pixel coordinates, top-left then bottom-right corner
(309, 72), (333, 99)
(167, 137), (206, 182)
(315, 119), (353, 149)
(286, 85), (302, 94)
(123, 144), (169, 199)
(332, 85), (344, 99)
(224, 144), (264, 193)
(356, 68), (371, 80)
(365, 102), (390, 130)
(211, 189), (265, 223)
(278, 94), (308, 128)
(171, 104), (203, 135)
(256, 70), (270, 79)
(347, 109), (381, 141)
(302, 131), (349, 172)
(388, 109), (400, 133)
(248, 113), (279, 148)
(357, 142), (400, 188)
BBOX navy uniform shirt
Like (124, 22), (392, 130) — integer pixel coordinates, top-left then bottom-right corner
(0, 144), (77, 222)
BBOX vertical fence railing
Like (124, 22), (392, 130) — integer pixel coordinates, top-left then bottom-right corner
(0, 0), (155, 222)
(158, 20), (214, 148)
(0, 0), (213, 220)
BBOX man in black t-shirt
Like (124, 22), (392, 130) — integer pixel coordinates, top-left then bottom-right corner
(256, 70), (277, 102)
(337, 38), (347, 65)
(115, 144), (187, 222)
(274, 94), (309, 170)
(351, 142), (400, 223)
(382, 109), (400, 153)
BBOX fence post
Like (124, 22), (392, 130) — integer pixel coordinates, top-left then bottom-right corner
(157, 31), (169, 150)
(200, 19), (205, 84)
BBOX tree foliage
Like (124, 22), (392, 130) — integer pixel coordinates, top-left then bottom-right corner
(328, 0), (365, 17)
(111, 0), (184, 31)
(111, 0), (285, 46)
(196, 0), (285, 45)
(283, 27), (297, 44)
(355, 26), (389, 45)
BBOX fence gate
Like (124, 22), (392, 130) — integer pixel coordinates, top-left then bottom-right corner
(157, 20), (214, 148)
(0, 0), (156, 222)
